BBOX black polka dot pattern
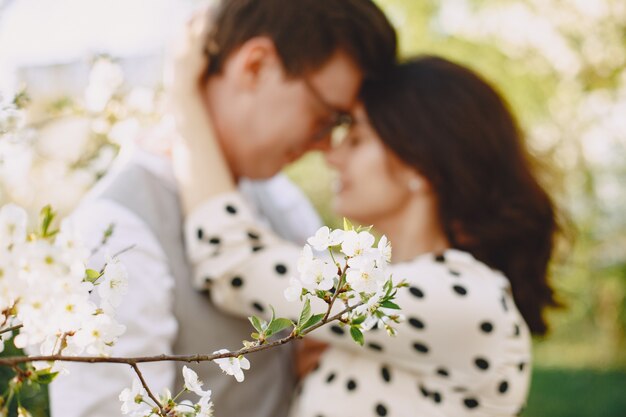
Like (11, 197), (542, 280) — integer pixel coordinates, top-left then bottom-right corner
(409, 286), (424, 298)
(409, 317), (425, 330)
(480, 322), (494, 333)
(413, 342), (429, 354)
(463, 398), (480, 409)
(188, 200), (532, 417)
(330, 325), (345, 336)
(275, 264), (288, 275)
(408, 317), (425, 330)
(381, 366), (391, 382)
(452, 285), (468, 296)
(474, 358), (490, 371)
(498, 380), (509, 394)
(346, 379), (357, 391)
(368, 343), (383, 352)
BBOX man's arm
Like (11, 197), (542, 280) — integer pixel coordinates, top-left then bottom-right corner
(49, 199), (178, 417)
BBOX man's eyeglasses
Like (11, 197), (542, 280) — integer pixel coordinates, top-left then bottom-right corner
(303, 78), (354, 145)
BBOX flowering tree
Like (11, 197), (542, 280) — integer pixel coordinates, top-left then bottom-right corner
(1, 92), (404, 414)
(0, 56), (170, 220)
(0, 210), (403, 416)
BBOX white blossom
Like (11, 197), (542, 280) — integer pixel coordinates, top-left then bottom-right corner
(0, 106), (26, 134)
(377, 236), (392, 265)
(84, 59), (124, 112)
(71, 314), (126, 356)
(0, 203), (27, 247)
(299, 258), (336, 292)
(284, 277), (303, 302)
(182, 365), (210, 396)
(341, 230), (375, 258)
(119, 379), (146, 415)
(213, 349), (251, 382)
(346, 259), (385, 294)
(197, 392), (214, 417)
(98, 256), (129, 310)
(307, 226), (344, 251)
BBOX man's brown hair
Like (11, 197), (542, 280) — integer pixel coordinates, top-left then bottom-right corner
(205, 0), (397, 79)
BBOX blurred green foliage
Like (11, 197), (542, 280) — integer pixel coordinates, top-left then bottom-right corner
(0, 338), (50, 417)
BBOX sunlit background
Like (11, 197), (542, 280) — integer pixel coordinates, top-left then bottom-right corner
(1, 0), (625, 416)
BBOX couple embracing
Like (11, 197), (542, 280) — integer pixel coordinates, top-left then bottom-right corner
(51, 1), (558, 416)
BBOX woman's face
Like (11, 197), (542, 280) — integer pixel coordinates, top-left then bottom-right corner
(324, 104), (417, 225)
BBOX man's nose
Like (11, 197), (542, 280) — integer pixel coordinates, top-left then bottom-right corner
(306, 135), (332, 153)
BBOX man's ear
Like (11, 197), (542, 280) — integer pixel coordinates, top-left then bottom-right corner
(228, 37), (283, 91)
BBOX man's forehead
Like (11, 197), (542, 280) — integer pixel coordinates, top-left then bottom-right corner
(308, 51), (363, 112)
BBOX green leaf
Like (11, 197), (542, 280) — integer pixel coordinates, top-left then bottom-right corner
(380, 300), (401, 310)
(297, 298), (312, 328)
(103, 223), (115, 239)
(349, 326), (364, 346)
(315, 290), (328, 299)
(269, 305), (276, 323)
(355, 224), (373, 233)
(301, 313), (325, 331)
(343, 217), (353, 231)
(33, 370), (59, 385)
(248, 316), (264, 333)
(39, 205), (57, 238)
(267, 318), (294, 336)
(350, 315), (366, 325)
(85, 269), (102, 283)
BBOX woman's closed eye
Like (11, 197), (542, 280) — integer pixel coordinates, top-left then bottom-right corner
(346, 134), (364, 148)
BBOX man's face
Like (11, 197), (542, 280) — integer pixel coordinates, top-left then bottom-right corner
(209, 44), (362, 179)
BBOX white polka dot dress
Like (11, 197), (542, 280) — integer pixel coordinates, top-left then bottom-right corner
(185, 192), (531, 417)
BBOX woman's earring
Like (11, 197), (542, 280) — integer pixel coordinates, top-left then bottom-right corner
(408, 178), (421, 192)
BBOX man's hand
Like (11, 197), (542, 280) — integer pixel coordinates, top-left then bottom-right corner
(294, 339), (329, 381)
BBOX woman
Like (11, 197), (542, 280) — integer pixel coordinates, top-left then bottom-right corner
(173, 55), (559, 417)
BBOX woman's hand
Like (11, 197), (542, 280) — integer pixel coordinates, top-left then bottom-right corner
(164, 8), (211, 105)
(167, 8), (236, 215)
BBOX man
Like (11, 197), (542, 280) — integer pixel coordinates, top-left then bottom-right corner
(49, 1), (396, 416)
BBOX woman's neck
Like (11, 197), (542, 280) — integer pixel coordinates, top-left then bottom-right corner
(371, 198), (450, 264)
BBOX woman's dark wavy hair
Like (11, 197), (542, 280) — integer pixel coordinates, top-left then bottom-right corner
(361, 56), (560, 335)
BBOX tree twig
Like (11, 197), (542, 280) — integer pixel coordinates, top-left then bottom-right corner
(0, 324), (23, 336)
(0, 305), (357, 368)
(131, 363), (165, 417)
